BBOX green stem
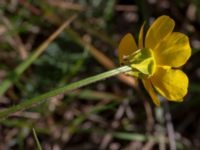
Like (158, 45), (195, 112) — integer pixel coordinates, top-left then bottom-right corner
(32, 128), (43, 150)
(0, 66), (131, 119)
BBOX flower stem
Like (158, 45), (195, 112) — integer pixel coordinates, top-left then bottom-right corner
(0, 66), (132, 119)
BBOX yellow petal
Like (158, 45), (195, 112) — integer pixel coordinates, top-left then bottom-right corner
(154, 32), (191, 67)
(118, 33), (137, 64)
(139, 22), (145, 49)
(142, 79), (160, 106)
(145, 15), (175, 49)
(151, 67), (189, 101)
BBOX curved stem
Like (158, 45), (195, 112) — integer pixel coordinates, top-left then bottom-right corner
(0, 66), (132, 119)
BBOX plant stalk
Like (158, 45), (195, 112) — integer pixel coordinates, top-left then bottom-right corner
(0, 66), (132, 119)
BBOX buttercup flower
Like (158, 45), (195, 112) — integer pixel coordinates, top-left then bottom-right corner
(118, 15), (191, 106)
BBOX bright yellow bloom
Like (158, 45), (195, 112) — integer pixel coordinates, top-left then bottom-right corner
(118, 15), (191, 106)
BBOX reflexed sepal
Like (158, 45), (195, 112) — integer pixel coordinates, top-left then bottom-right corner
(124, 48), (156, 78)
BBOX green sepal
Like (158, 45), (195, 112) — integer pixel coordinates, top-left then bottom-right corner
(125, 48), (156, 78)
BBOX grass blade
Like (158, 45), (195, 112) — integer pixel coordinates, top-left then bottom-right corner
(32, 128), (42, 150)
(0, 14), (77, 96)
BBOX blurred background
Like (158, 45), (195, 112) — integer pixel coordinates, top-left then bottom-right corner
(0, 0), (200, 149)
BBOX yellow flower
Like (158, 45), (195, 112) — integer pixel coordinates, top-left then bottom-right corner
(118, 15), (191, 106)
